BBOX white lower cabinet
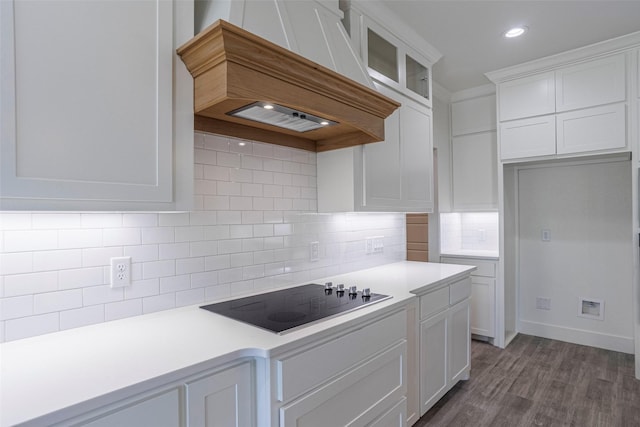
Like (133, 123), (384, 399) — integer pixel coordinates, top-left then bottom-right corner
(71, 389), (181, 427)
(271, 310), (407, 427)
(186, 361), (254, 427)
(418, 277), (471, 416)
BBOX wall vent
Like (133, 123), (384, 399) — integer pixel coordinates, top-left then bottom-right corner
(578, 297), (604, 320)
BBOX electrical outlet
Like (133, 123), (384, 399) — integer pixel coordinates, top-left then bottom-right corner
(110, 256), (131, 288)
(366, 237), (374, 254)
(310, 241), (320, 262)
(373, 236), (384, 253)
(536, 297), (551, 310)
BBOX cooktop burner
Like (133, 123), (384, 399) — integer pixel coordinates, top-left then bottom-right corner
(200, 283), (391, 334)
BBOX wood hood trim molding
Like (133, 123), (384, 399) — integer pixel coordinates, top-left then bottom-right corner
(177, 20), (400, 152)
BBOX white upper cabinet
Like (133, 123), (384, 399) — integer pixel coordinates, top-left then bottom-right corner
(451, 95), (496, 136)
(499, 115), (556, 160)
(555, 54), (626, 112)
(556, 103), (626, 154)
(498, 72), (555, 122)
(0, 0), (193, 210)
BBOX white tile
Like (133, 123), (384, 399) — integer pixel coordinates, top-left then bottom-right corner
(142, 227), (175, 245)
(192, 195), (204, 211)
(292, 175), (309, 187)
(124, 245), (159, 263)
(229, 168), (253, 183)
(194, 132), (205, 148)
(194, 163), (204, 179)
(204, 255), (231, 271)
(160, 275), (191, 293)
(195, 148), (217, 165)
(59, 267), (104, 290)
(273, 146), (294, 161)
(34, 290), (83, 314)
(175, 226), (205, 243)
(253, 224), (274, 237)
(230, 252), (253, 268)
(0, 213), (32, 230)
(58, 229), (102, 249)
(217, 211), (242, 225)
(217, 181), (243, 196)
(194, 179), (217, 196)
(3, 230), (58, 252)
(203, 225), (230, 240)
(176, 257), (205, 275)
(242, 238), (264, 252)
(264, 159), (284, 172)
(230, 197), (253, 210)
(241, 183), (262, 197)
(189, 212), (217, 226)
(123, 213), (158, 227)
(124, 279), (159, 299)
(252, 142), (274, 158)
(229, 225), (253, 239)
(218, 239), (242, 254)
(264, 236), (284, 249)
(81, 213), (122, 228)
(217, 152), (241, 168)
(5, 313), (59, 341)
(229, 280), (254, 297)
(60, 305), (104, 331)
(293, 199), (311, 211)
(301, 187), (317, 199)
(202, 133), (230, 151)
(176, 289), (205, 307)
(218, 267), (243, 284)
(0, 295), (33, 320)
(263, 185), (283, 198)
(252, 170), (273, 184)
(142, 260), (175, 279)
(241, 155), (263, 170)
(264, 261), (285, 276)
(159, 242), (190, 260)
(204, 195), (230, 210)
(32, 213), (81, 229)
(105, 299), (142, 321)
(3, 272), (58, 297)
(0, 252), (33, 275)
(191, 271), (218, 288)
(33, 249), (82, 272)
(283, 186), (301, 198)
(203, 165), (230, 181)
(103, 228), (141, 247)
(142, 293), (175, 314)
(190, 241), (218, 257)
(82, 285), (124, 306)
(273, 172), (292, 185)
(291, 150), (309, 164)
(264, 211), (284, 224)
(82, 247), (123, 267)
(274, 199), (293, 211)
(274, 224), (294, 236)
(159, 212), (190, 227)
(229, 140), (253, 154)
(243, 265), (265, 280)
(241, 211), (263, 224)
(254, 251), (275, 265)
(0, 321), (5, 342)
(301, 163), (316, 176)
(204, 284), (230, 302)
(253, 198), (274, 210)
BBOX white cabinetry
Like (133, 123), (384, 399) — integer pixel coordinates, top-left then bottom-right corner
(495, 52), (628, 162)
(441, 257), (497, 339)
(418, 276), (471, 416)
(186, 361), (254, 427)
(271, 310), (407, 427)
(450, 90), (498, 210)
(0, 0), (193, 210)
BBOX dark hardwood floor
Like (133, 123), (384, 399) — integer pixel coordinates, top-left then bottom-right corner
(414, 334), (640, 427)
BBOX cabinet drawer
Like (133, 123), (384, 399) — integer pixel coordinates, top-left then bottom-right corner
(279, 342), (406, 427)
(369, 397), (407, 427)
(276, 310), (405, 402)
(419, 286), (449, 320)
(449, 277), (472, 305)
(441, 257), (496, 278)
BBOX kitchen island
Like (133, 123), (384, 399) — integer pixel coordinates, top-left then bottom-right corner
(0, 261), (474, 427)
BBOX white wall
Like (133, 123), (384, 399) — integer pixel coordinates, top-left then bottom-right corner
(0, 132), (406, 343)
(517, 159), (633, 353)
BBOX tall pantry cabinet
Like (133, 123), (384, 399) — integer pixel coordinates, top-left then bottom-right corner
(0, 0), (194, 210)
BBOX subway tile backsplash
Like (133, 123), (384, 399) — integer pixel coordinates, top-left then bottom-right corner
(0, 133), (406, 342)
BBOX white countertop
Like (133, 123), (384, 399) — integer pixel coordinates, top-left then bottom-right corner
(0, 261), (474, 427)
(440, 250), (499, 260)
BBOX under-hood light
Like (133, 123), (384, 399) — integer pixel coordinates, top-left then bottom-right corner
(228, 102), (338, 133)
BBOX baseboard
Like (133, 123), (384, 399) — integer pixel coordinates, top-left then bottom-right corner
(519, 320), (634, 354)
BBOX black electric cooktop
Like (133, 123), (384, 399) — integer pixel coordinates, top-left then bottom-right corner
(200, 283), (391, 334)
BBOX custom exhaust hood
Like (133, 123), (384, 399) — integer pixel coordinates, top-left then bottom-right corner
(177, 19), (400, 152)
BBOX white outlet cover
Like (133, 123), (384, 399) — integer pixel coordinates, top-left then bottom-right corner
(110, 256), (131, 288)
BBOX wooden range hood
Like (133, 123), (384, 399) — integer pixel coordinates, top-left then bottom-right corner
(177, 20), (400, 152)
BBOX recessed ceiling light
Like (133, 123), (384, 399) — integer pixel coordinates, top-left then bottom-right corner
(263, 104), (274, 110)
(504, 26), (528, 38)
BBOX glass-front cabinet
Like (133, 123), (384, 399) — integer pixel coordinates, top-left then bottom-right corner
(364, 19), (432, 106)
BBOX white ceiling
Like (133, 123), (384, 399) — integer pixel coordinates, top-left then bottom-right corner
(378, 0), (640, 94)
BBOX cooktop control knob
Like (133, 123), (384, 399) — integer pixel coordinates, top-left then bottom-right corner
(336, 284), (345, 293)
(349, 285), (358, 296)
(362, 288), (371, 298)
(324, 282), (333, 290)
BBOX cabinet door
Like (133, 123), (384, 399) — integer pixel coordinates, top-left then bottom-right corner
(75, 389), (180, 427)
(498, 72), (555, 121)
(471, 276), (496, 338)
(419, 309), (448, 416)
(452, 132), (498, 210)
(186, 362), (254, 427)
(451, 95), (497, 136)
(500, 115), (556, 160)
(556, 103), (626, 155)
(555, 53), (626, 112)
(0, 0), (193, 210)
(448, 299), (471, 384)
